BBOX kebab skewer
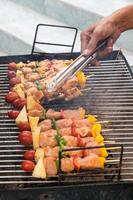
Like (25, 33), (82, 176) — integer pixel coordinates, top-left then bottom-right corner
(5, 59), (119, 179)
(7, 59), (87, 102)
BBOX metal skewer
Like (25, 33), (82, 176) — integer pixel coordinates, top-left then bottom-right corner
(105, 159), (120, 163)
(0, 64), (8, 67)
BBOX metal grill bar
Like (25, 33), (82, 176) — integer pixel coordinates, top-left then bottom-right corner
(0, 51), (132, 188)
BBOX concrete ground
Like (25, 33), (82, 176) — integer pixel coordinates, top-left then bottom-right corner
(0, 0), (80, 55)
(0, 0), (133, 65)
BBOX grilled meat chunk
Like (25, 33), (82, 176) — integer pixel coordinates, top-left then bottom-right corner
(39, 119), (52, 131)
(61, 157), (74, 173)
(44, 157), (57, 176)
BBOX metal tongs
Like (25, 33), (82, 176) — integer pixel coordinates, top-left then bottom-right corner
(46, 39), (108, 92)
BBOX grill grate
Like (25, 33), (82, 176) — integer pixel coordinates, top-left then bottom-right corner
(0, 51), (133, 188)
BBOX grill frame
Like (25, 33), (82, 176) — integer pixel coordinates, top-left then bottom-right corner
(0, 51), (133, 199)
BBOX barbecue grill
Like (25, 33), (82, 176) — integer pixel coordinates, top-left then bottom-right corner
(0, 51), (133, 199)
(0, 24), (133, 199)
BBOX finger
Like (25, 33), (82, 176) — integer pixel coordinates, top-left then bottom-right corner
(81, 32), (91, 52)
(82, 49), (91, 56)
(112, 29), (121, 43)
(80, 24), (97, 52)
(90, 59), (100, 66)
(97, 38), (113, 59)
(86, 33), (100, 55)
(107, 38), (114, 48)
(83, 34), (112, 57)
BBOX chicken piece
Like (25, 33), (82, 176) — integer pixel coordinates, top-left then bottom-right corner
(43, 91), (58, 100)
(65, 87), (81, 101)
(61, 157), (74, 173)
(23, 81), (35, 90)
(64, 59), (73, 65)
(52, 63), (66, 72)
(39, 119), (52, 131)
(45, 87), (81, 102)
(39, 60), (52, 69)
(62, 77), (78, 91)
(60, 127), (72, 136)
(60, 126), (91, 137)
(46, 109), (61, 119)
(45, 92), (65, 102)
(25, 72), (40, 82)
(43, 146), (59, 159)
(41, 129), (57, 137)
(26, 61), (37, 68)
(62, 107), (85, 119)
(56, 119), (73, 128)
(40, 133), (57, 148)
(36, 67), (46, 75)
(44, 157), (57, 176)
(62, 136), (78, 147)
(81, 137), (95, 145)
(78, 154), (104, 169)
(83, 140), (101, 157)
(26, 87), (44, 101)
(44, 69), (56, 79)
(75, 126), (91, 137)
(26, 86), (38, 95)
(52, 59), (73, 72)
(33, 90), (44, 101)
(37, 64), (54, 75)
(21, 67), (32, 74)
(73, 119), (92, 128)
(64, 148), (83, 157)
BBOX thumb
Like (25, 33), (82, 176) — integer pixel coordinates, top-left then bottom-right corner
(83, 33), (99, 56)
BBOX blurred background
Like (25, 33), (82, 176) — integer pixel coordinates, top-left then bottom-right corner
(0, 0), (133, 64)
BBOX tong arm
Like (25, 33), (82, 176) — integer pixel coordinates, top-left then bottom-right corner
(46, 54), (87, 92)
(46, 38), (108, 92)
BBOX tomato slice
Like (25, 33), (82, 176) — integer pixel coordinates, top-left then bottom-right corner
(8, 110), (19, 119)
(18, 131), (32, 145)
(5, 91), (19, 103)
(13, 98), (26, 109)
(21, 160), (35, 172)
(24, 150), (35, 160)
(9, 77), (21, 87)
(8, 62), (17, 70)
(18, 122), (31, 131)
(8, 71), (16, 79)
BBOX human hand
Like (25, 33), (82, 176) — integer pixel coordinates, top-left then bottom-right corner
(80, 17), (121, 58)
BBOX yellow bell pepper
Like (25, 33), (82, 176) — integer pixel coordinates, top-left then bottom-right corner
(76, 71), (86, 88)
(99, 142), (108, 158)
(16, 62), (25, 68)
(99, 157), (105, 168)
(95, 133), (104, 143)
(91, 123), (102, 137)
(88, 115), (97, 123)
(100, 148), (108, 158)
